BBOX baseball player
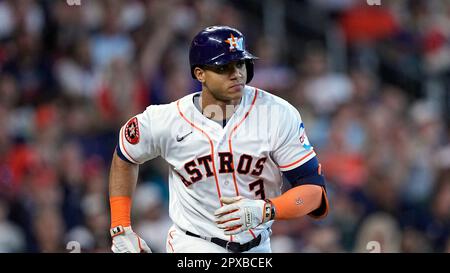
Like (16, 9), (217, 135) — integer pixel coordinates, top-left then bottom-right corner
(109, 26), (329, 253)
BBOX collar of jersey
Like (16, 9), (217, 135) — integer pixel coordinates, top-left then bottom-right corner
(178, 86), (253, 138)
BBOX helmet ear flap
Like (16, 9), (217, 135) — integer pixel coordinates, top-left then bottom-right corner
(245, 59), (254, 84)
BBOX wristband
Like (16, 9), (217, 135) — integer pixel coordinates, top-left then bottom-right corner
(110, 196), (131, 228)
(265, 199), (276, 220)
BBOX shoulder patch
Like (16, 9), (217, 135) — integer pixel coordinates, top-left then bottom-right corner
(299, 122), (312, 150)
(125, 117), (140, 145)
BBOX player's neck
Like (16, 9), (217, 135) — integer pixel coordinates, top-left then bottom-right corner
(200, 90), (241, 121)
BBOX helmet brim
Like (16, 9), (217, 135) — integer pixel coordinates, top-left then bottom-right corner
(206, 50), (258, 66)
(190, 50), (258, 83)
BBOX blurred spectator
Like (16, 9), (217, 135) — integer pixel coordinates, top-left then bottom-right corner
(320, 103), (368, 189)
(0, 0), (44, 39)
(134, 182), (172, 253)
(251, 36), (296, 93)
(271, 235), (297, 253)
(401, 227), (432, 253)
(339, 2), (398, 44)
(353, 212), (402, 253)
(0, 197), (25, 252)
(32, 206), (65, 252)
(303, 226), (344, 253)
(426, 171), (450, 252)
(445, 237), (450, 253)
(55, 35), (101, 99)
(90, 1), (134, 69)
(59, 141), (86, 230)
(404, 100), (444, 204)
(298, 42), (354, 116)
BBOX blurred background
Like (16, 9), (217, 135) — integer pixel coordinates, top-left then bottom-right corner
(0, 0), (449, 253)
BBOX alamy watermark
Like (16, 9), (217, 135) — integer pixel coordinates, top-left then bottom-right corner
(66, 241), (81, 253)
(366, 241), (381, 253)
(367, 0), (381, 5)
(66, 240), (381, 253)
(66, 0), (81, 6)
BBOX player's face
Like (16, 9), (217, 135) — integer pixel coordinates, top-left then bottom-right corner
(202, 60), (247, 101)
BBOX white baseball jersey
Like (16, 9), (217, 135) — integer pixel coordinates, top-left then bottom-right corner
(117, 85), (316, 248)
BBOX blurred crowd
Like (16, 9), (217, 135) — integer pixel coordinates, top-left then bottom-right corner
(0, 0), (449, 253)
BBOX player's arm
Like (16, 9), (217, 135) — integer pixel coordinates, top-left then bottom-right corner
(269, 156), (329, 220)
(215, 157), (328, 235)
(109, 110), (162, 253)
(267, 104), (329, 220)
(270, 185), (326, 219)
(109, 151), (151, 253)
(109, 150), (138, 228)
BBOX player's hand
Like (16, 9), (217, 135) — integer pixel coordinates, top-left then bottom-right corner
(110, 225), (152, 253)
(214, 196), (272, 235)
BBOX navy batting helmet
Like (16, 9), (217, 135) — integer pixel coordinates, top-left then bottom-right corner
(189, 26), (258, 83)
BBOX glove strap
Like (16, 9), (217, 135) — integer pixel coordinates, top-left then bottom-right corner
(265, 199), (276, 220)
(110, 225), (125, 237)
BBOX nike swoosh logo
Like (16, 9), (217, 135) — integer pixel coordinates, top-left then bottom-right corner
(176, 131), (193, 142)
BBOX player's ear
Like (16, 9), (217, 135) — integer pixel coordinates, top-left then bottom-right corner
(194, 67), (206, 83)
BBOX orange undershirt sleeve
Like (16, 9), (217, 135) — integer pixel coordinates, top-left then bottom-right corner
(270, 184), (329, 220)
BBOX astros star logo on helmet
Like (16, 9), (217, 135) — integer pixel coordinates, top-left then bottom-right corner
(225, 34), (244, 52)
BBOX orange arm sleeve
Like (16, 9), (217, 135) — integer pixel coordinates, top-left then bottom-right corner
(270, 184), (329, 220)
(110, 196), (131, 228)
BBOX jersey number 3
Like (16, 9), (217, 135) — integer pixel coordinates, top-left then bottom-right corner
(249, 179), (265, 199)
